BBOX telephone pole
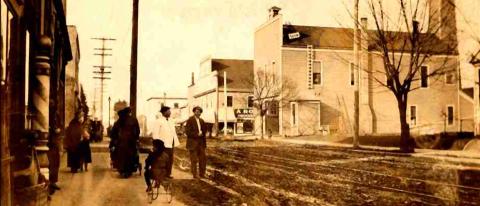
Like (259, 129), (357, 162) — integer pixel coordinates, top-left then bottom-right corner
(130, 0), (139, 117)
(353, 0), (360, 148)
(92, 37), (115, 123)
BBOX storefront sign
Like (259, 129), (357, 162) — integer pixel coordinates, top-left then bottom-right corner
(234, 108), (254, 119)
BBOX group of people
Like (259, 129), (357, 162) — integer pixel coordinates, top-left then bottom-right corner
(62, 105), (209, 192)
(64, 112), (92, 173)
(143, 105), (208, 191)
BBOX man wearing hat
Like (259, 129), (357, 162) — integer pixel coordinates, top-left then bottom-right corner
(152, 106), (179, 178)
(185, 106), (207, 178)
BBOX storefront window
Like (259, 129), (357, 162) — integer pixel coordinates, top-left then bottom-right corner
(1, 1), (12, 85)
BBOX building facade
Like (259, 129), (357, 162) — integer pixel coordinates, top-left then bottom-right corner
(1, 0), (72, 205)
(145, 96), (188, 136)
(65, 25), (80, 127)
(255, 4), (474, 137)
(188, 57), (255, 136)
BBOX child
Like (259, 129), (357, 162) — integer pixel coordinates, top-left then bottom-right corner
(79, 128), (92, 171)
(144, 139), (170, 192)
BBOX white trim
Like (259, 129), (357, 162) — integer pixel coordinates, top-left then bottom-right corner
(317, 102), (321, 129)
(409, 105), (418, 126)
(446, 105), (455, 126)
(420, 65), (429, 89)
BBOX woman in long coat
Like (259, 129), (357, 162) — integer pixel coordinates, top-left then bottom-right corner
(110, 107), (140, 178)
(65, 112), (85, 173)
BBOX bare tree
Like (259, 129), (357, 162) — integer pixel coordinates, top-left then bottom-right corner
(244, 70), (297, 139)
(359, 0), (457, 152)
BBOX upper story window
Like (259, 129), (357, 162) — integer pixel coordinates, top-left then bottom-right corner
(445, 71), (455, 85)
(313, 61), (322, 85)
(247, 96), (254, 108)
(420, 66), (429, 88)
(350, 62), (355, 86)
(227, 96), (233, 107)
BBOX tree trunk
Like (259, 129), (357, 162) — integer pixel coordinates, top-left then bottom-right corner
(260, 114), (264, 139)
(397, 96), (415, 153)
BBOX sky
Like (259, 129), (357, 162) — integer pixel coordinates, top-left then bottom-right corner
(66, 0), (480, 122)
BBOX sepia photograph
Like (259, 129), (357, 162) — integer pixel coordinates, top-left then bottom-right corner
(1, 0), (480, 205)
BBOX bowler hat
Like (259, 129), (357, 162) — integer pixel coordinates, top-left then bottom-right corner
(192, 106), (203, 113)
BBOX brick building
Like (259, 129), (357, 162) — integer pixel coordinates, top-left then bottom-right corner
(188, 57), (254, 136)
(254, 3), (474, 137)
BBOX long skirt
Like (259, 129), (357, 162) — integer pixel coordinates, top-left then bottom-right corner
(79, 140), (92, 163)
(67, 148), (81, 171)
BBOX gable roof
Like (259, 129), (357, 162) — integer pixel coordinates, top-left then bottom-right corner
(282, 25), (457, 55)
(211, 59), (253, 90)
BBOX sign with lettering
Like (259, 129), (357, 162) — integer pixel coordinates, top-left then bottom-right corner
(288, 32), (300, 40)
(234, 109), (254, 119)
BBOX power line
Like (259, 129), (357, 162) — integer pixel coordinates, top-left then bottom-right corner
(91, 37), (116, 122)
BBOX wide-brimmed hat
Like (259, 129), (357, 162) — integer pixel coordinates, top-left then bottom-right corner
(118, 107), (131, 116)
(160, 106), (170, 114)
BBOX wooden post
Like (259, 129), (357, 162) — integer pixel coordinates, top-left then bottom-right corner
(130, 0), (139, 117)
(353, 0), (360, 148)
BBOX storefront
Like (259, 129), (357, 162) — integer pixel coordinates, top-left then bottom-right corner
(234, 108), (254, 135)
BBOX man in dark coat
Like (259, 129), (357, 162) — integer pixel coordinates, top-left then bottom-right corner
(185, 106), (207, 178)
(110, 107), (140, 178)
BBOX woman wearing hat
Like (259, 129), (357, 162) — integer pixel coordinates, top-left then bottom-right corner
(110, 107), (141, 178)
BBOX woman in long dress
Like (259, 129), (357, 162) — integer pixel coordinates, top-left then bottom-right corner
(110, 107), (140, 178)
(64, 112), (85, 173)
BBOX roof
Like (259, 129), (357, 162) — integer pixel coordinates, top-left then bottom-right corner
(282, 25), (457, 55)
(146, 97), (187, 101)
(211, 59), (253, 90)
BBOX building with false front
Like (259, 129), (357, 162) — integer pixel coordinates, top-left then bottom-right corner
(254, 4), (474, 138)
(188, 57), (255, 136)
(1, 0), (72, 205)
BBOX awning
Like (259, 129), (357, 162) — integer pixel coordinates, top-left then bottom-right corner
(217, 107), (237, 123)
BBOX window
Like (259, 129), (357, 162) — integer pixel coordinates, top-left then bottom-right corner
(227, 96), (233, 107)
(313, 61), (322, 85)
(1, 3), (12, 85)
(420, 66), (428, 88)
(350, 62), (355, 86)
(445, 71), (455, 84)
(174, 103), (179, 108)
(247, 96), (254, 108)
(267, 101), (278, 116)
(410, 105), (417, 126)
(291, 103), (297, 126)
(447, 106), (454, 125)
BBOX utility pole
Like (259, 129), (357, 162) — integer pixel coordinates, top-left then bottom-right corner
(108, 96), (111, 127)
(130, 0), (139, 117)
(353, 0), (360, 148)
(92, 37), (115, 124)
(224, 71), (227, 137)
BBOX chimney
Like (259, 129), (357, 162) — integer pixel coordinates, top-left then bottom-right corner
(191, 72), (195, 86)
(360, 18), (368, 51)
(269, 6), (281, 19)
(428, 0), (457, 45)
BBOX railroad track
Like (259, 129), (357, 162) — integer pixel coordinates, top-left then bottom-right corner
(212, 147), (480, 205)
